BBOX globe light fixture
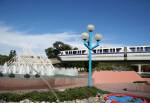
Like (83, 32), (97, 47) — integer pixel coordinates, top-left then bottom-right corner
(95, 33), (103, 41)
(87, 24), (95, 32)
(81, 24), (103, 87)
(81, 32), (89, 40)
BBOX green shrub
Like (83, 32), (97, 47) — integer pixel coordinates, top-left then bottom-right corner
(35, 74), (40, 78)
(0, 72), (3, 77)
(8, 73), (15, 78)
(0, 93), (20, 102)
(24, 74), (30, 78)
(0, 87), (109, 102)
(140, 73), (150, 78)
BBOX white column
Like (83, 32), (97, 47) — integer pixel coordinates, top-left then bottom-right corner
(138, 64), (142, 74)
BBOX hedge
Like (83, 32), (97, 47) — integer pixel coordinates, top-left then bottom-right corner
(8, 73), (15, 78)
(35, 74), (40, 78)
(0, 72), (3, 77)
(24, 74), (30, 78)
(0, 87), (108, 102)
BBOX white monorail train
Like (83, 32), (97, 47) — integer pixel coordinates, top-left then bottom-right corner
(58, 46), (150, 61)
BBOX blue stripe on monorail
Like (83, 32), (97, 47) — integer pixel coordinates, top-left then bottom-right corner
(59, 51), (150, 56)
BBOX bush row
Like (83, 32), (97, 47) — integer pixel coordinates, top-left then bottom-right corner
(0, 87), (108, 102)
(0, 72), (40, 78)
(140, 73), (150, 78)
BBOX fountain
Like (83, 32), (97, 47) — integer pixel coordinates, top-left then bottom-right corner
(0, 48), (81, 92)
(104, 93), (148, 103)
(55, 67), (78, 76)
(1, 49), (78, 77)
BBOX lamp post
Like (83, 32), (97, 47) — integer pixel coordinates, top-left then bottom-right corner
(81, 24), (103, 87)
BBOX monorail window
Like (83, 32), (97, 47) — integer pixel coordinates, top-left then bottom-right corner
(137, 47), (143, 52)
(78, 50), (82, 54)
(97, 49), (101, 53)
(110, 48), (115, 53)
(145, 47), (150, 52)
(79, 51), (81, 54)
(73, 51), (77, 54)
(100, 49), (102, 53)
(103, 49), (109, 53)
(110, 49), (113, 53)
(97, 49), (99, 52)
(130, 47), (136, 52)
(65, 51), (68, 55)
(113, 49), (115, 52)
(93, 50), (96, 53)
(69, 51), (72, 54)
(116, 48), (121, 52)
(82, 50), (86, 54)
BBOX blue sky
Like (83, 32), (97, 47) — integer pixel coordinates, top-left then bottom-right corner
(0, 0), (150, 55)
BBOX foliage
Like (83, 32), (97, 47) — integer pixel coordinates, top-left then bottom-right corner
(8, 73), (15, 78)
(45, 47), (56, 58)
(45, 41), (75, 58)
(57, 61), (87, 67)
(9, 50), (16, 60)
(0, 55), (9, 65)
(142, 65), (150, 72)
(56, 62), (133, 72)
(140, 73), (150, 78)
(94, 62), (133, 71)
(53, 41), (72, 51)
(0, 50), (17, 65)
(0, 72), (3, 77)
(24, 74), (30, 78)
(73, 47), (78, 50)
(35, 74), (40, 78)
(0, 87), (108, 102)
(0, 93), (21, 102)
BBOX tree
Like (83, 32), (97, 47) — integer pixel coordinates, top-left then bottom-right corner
(73, 47), (78, 50)
(9, 50), (16, 60)
(45, 47), (55, 58)
(0, 55), (9, 65)
(53, 41), (72, 51)
(53, 41), (64, 50)
(0, 50), (17, 65)
(53, 49), (60, 57)
(45, 41), (74, 58)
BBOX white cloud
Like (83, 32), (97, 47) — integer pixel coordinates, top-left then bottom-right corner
(0, 25), (83, 55)
(0, 25), (123, 56)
